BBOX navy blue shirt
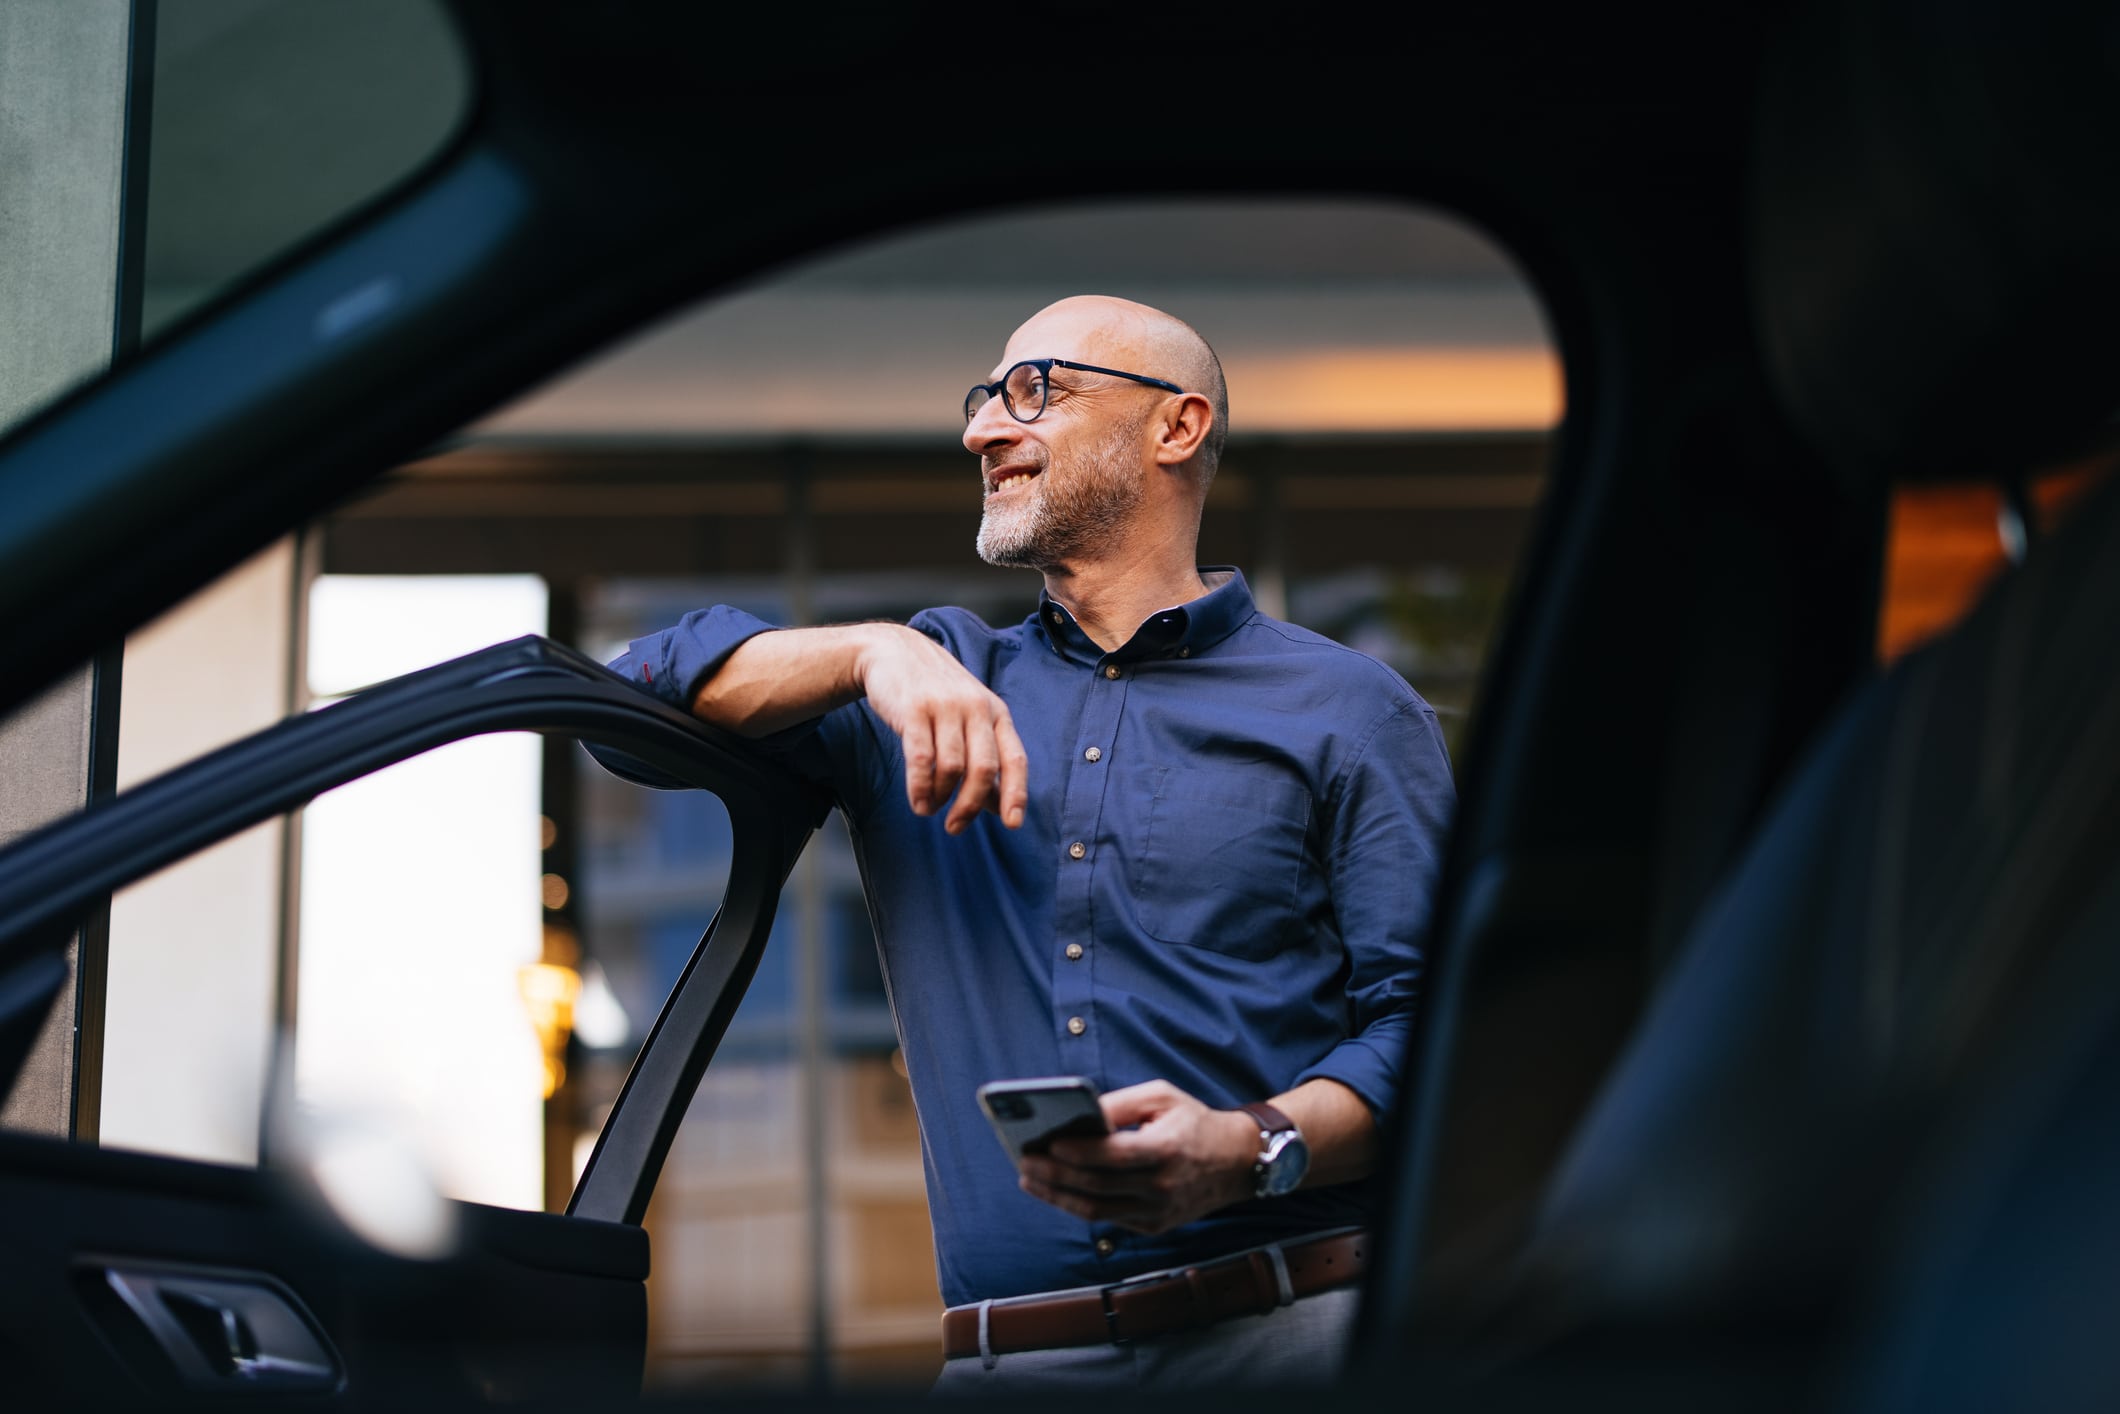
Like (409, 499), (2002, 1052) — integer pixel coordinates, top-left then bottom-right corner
(607, 569), (1454, 1305)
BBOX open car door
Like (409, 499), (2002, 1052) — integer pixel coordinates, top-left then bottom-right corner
(0, 638), (817, 1403)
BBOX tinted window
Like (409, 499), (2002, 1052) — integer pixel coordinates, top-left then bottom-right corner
(141, 0), (469, 337)
(0, 0), (468, 438)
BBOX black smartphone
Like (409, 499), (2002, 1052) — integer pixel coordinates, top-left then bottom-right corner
(976, 1076), (1109, 1160)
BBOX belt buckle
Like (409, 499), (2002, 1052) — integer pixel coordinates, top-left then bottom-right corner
(1098, 1267), (1178, 1345)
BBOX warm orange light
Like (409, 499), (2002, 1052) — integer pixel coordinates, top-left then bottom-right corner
(542, 921), (581, 969)
(1878, 484), (2007, 663)
(540, 873), (570, 910)
(517, 961), (582, 1099)
(1878, 461), (2111, 663)
(1229, 349), (1563, 431)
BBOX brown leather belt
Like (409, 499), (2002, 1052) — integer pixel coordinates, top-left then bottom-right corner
(941, 1228), (1368, 1360)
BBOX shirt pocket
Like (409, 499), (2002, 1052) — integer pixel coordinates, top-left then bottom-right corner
(1133, 765), (1314, 958)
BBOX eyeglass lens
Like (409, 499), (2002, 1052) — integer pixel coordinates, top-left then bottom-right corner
(1002, 363), (1048, 420)
(965, 362), (1052, 424)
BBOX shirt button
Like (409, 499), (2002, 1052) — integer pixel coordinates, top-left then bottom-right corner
(1067, 1016), (1087, 1036)
(1065, 943), (1084, 960)
(1104, 665), (1121, 680)
(1095, 1237), (1117, 1257)
(1051, 610), (1064, 625)
(1179, 647), (1191, 658)
(1083, 746), (1101, 762)
(1068, 841), (1086, 860)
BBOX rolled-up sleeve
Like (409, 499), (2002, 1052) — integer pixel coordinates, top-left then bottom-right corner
(590, 606), (892, 819)
(1292, 698), (1455, 1119)
(578, 606), (783, 790)
(607, 604), (781, 712)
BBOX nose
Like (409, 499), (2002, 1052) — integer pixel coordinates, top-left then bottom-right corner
(962, 390), (1020, 457)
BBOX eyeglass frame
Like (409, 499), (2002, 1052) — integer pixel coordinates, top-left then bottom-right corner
(964, 358), (1186, 425)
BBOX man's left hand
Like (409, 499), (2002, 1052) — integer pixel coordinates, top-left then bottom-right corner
(1017, 1080), (1258, 1235)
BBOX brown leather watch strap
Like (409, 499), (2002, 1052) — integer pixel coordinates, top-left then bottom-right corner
(1238, 1101), (1296, 1136)
(940, 1229), (1368, 1360)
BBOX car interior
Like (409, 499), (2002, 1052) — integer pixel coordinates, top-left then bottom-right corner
(0, 0), (2116, 1408)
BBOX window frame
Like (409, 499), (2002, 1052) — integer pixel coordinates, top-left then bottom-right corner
(0, 636), (819, 1225)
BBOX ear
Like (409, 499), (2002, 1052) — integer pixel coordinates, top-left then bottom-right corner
(1149, 392), (1215, 472)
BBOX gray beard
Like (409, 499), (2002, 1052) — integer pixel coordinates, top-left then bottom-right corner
(976, 416), (1146, 569)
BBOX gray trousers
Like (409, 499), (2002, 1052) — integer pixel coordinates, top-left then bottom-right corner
(931, 1283), (1359, 1393)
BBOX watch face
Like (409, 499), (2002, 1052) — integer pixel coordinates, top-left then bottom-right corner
(1259, 1130), (1310, 1197)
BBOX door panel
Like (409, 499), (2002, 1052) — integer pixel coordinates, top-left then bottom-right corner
(0, 1127), (644, 1403)
(0, 637), (818, 1400)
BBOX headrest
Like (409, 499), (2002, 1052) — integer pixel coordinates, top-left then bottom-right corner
(1750, 0), (2120, 485)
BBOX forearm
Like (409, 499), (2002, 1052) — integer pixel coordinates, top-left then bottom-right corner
(1195, 1077), (1379, 1202)
(1269, 1077), (1377, 1189)
(690, 622), (907, 737)
(1024, 1076), (1381, 1233)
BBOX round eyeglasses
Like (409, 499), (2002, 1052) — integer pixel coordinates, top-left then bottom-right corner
(964, 358), (1185, 425)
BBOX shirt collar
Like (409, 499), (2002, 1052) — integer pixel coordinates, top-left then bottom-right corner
(1033, 567), (1257, 664)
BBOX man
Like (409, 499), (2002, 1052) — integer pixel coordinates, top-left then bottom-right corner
(606, 296), (1454, 1386)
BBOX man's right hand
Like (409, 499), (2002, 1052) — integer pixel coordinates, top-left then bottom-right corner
(692, 622), (1028, 834)
(855, 625), (1028, 833)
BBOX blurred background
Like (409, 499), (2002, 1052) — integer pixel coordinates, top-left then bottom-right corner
(0, 0), (2062, 1397)
(122, 192), (1561, 1389)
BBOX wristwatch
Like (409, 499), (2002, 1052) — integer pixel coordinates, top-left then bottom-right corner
(1238, 1102), (1310, 1198)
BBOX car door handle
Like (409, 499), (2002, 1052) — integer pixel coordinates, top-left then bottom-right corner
(158, 1286), (337, 1382)
(92, 1263), (343, 1394)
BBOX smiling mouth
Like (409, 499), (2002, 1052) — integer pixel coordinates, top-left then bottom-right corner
(986, 466), (1041, 496)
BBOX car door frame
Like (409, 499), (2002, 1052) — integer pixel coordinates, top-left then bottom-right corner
(0, 633), (821, 1224)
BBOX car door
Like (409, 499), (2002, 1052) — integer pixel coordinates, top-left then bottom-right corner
(0, 636), (818, 1402)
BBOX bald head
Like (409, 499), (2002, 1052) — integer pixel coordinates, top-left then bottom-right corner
(1003, 295), (1230, 485)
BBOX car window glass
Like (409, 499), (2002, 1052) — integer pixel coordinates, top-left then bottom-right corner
(94, 716), (735, 1219)
(0, 0), (468, 439)
(94, 572), (736, 1224)
(96, 821), (285, 1166)
(140, 0), (469, 339)
(292, 728), (556, 1210)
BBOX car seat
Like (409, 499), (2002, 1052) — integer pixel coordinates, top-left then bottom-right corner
(1387, 0), (2120, 1406)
